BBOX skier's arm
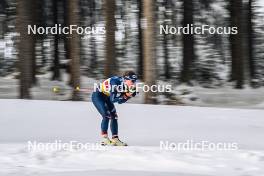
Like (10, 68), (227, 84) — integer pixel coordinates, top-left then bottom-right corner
(117, 94), (130, 104)
(109, 78), (138, 104)
(117, 90), (139, 104)
(110, 91), (122, 103)
(117, 86), (139, 104)
(109, 90), (129, 104)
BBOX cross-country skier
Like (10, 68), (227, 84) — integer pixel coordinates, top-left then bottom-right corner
(92, 71), (138, 146)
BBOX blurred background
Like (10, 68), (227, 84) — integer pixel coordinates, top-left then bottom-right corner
(0, 0), (264, 106)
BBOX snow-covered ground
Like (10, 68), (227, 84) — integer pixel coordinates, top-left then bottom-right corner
(173, 84), (264, 109)
(0, 99), (264, 176)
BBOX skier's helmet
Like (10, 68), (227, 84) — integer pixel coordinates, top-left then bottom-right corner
(123, 71), (137, 83)
(123, 71), (137, 95)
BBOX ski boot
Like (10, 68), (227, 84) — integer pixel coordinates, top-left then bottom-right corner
(111, 137), (128, 146)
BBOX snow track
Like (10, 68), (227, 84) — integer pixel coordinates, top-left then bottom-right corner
(0, 99), (264, 176)
(0, 144), (264, 176)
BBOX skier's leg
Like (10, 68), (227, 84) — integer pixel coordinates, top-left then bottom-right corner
(105, 99), (127, 146)
(92, 92), (112, 145)
(110, 119), (127, 146)
(101, 118), (110, 136)
(92, 92), (111, 135)
(110, 119), (118, 138)
(105, 98), (119, 137)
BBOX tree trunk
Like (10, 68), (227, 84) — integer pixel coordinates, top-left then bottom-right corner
(143, 0), (156, 104)
(248, 0), (255, 84)
(0, 0), (8, 37)
(17, 0), (35, 99)
(137, 0), (144, 80)
(181, 0), (194, 83)
(67, 0), (81, 100)
(163, 0), (171, 80)
(89, 0), (97, 76)
(52, 0), (61, 81)
(63, 0), (70, 80)
(163, 33), (170, 79)
(31, 0), (43, 85)
(104, 0), (116, 77)
(230, 0), (244, 88)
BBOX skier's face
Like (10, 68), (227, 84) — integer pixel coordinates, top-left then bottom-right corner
(124, 79), (134, 87)
(124, 79), (136, 97)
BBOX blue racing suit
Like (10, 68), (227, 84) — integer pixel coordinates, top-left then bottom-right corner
(92, 76), (130, 136)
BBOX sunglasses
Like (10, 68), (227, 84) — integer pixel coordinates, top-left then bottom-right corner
(124, 76), (137, 83)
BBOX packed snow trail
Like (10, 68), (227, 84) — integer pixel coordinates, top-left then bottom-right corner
(0, 99), (264, 176)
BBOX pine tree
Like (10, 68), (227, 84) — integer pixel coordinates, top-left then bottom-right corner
(247, 0), (255, 84)
(143, 0), (156, 104)
(137, 0), (144, 80)
(162, 0), (172, 80)
(104, 0), (117, 77)
(230, 0), (244, 88)
(67, 0), (81, 100)
(181, 0), (194, 83)
(17, 0), (36, 98)
(52, 0), (61, 81)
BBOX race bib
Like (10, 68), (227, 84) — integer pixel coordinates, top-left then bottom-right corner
(100, 78), (111, 96)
